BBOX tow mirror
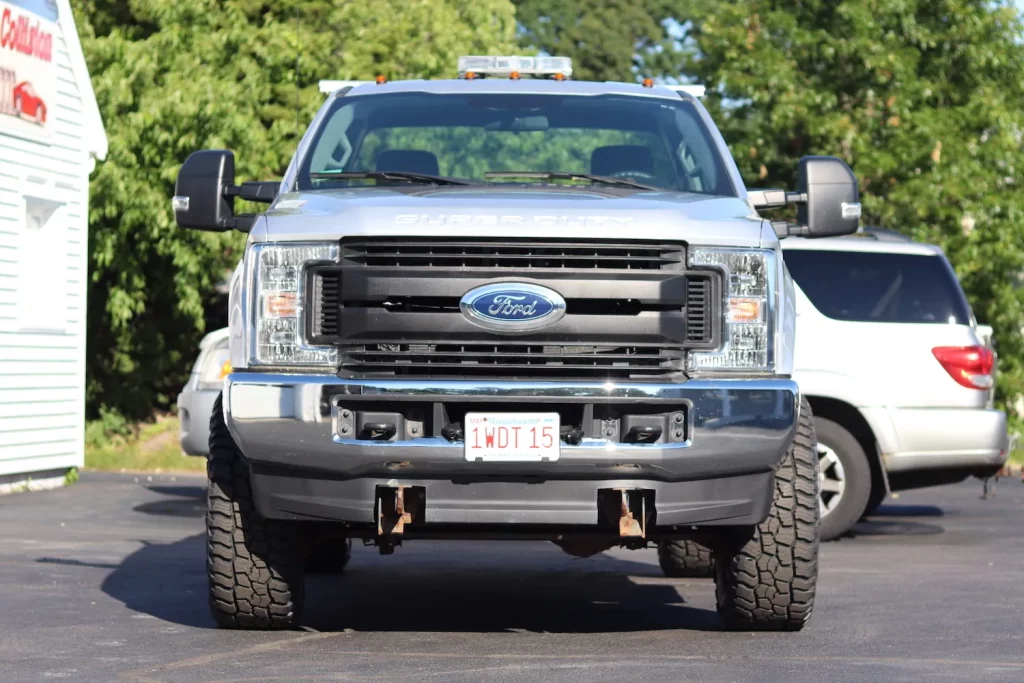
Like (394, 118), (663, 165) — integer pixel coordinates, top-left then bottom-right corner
(797, 156), (860, 238)
(173, 150), (279, 232)
(751, 156), (860, 238)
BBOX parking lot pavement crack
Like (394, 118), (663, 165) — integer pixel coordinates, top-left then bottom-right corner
(116, 631), (348, 682)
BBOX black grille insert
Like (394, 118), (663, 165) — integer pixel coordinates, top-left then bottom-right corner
(341, 238), (685, 270)
(312, 271), (340, 338)
(342, 344), (684, 379)
(685, 278), (711, 343)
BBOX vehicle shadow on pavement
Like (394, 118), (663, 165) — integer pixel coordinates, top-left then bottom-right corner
(850, 504), (946, 538)
(132, 484), (207, 518)
(304, 549), (723, 633)
(97, 533), (214, 628)
(82, 531), (723, 633)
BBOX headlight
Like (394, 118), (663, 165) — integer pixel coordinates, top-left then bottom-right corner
(250, 242), (339, 367)
(197, 344), (231, 390)
(688, 248), (775, 374)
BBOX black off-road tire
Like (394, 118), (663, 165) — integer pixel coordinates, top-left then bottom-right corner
(714, 396), (819, 631)
(207, 393), (304, 630)
(815, 417), (872, 541)
(657, 540), (714, 578)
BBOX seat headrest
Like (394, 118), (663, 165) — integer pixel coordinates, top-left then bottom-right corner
(590, 145), (655, 177)
(375, 149), (440, 176)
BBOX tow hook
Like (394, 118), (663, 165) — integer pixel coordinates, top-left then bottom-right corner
(374, 483), (425, 554)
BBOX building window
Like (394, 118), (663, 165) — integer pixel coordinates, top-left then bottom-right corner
(17, 195), (67, 333)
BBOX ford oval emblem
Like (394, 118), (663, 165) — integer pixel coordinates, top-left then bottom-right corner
(460, 283), (566, 334)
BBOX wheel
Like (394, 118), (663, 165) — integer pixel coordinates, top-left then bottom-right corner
(815, 417), (872, 540)
(207, 393), (304, 629)
(658, 540), (714, 578)
(305, 539), (352, 574)
(714, 396), (819, 631)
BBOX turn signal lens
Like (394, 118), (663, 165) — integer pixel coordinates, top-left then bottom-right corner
(932, 345), (994, 390)
(727, 298), (764, 324)
(218, 359), (232, 380)
(263, 292), (298, 318)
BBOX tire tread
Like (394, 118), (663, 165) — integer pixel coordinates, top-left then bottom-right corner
(658, 540), (714, 578)
(206, 393), (303, 630)
(714, 396), (819, 631)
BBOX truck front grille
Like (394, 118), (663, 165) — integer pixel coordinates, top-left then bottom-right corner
(341, 237), (685, 270)
(310, 237), (719, 380)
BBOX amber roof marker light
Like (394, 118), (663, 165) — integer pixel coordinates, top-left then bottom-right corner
(642, 78), (654, 88)
(375, 75), (388, 85)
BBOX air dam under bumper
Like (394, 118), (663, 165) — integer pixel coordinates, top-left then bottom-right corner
(224, 375), (799, 528)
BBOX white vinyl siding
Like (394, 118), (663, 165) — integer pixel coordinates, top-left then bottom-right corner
(0, 23), (92, 478)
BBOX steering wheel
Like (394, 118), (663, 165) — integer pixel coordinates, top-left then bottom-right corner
(607, 169), (657, 181)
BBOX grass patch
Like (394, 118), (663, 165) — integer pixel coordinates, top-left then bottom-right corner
(85, 414), (206, 473)
(1008, 448), (1024, 468)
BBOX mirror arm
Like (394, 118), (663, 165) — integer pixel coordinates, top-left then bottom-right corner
(749, 189), (808, 210)
(772, 221), (810, 238)
(224, 181), (279, 203)
(229, 215), (257, 232)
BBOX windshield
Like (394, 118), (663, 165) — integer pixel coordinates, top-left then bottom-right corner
(296, 92), (736, 195)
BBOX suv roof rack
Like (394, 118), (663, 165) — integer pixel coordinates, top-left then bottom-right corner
(846, 226), (913, 242)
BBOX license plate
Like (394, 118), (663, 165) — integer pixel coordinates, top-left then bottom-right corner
(464, 412), (561, 462)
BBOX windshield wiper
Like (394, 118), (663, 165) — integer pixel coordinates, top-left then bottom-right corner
(484, 171), (658, 191)
(308, 170), (473, 186)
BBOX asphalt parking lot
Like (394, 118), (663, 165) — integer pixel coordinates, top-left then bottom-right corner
(0, 472), (1022, 683)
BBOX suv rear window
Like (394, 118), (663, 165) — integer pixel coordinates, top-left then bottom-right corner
(783, 250), (972, 325)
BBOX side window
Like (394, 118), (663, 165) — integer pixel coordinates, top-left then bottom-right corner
(673, 108), (720, 194)
(783, 249), (972, 324)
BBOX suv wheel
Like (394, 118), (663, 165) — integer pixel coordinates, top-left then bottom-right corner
(207, 393), (305, 629)
(714, 397), (819, 631)
(658, 540), (714, 578)
(814, 417), (872, 541)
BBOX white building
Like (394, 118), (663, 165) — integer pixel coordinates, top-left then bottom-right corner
(0, 0), (107, 491)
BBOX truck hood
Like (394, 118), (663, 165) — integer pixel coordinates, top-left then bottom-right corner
(259, 187), (771, 248)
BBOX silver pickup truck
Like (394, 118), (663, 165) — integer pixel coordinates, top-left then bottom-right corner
(173, 56), (861, 632)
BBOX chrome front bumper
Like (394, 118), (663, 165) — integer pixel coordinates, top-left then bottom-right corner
(223, 374), (799, 526)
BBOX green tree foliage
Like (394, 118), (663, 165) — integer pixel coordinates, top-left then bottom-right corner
(512, 0), (682, 81)
(78, 0), (516, 419)
(672, 0), (1024, 416)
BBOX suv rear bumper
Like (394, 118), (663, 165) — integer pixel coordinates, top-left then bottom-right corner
(223, 374), (798, 529)
(881, 406), (1008, 475)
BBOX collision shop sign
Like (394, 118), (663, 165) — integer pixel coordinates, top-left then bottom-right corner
(0, 0), (57, 140)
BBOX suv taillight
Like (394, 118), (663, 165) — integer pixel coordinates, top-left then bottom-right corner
(932, 345), (994, 390)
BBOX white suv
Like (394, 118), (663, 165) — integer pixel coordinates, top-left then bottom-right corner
(785, 229), (1008, 540)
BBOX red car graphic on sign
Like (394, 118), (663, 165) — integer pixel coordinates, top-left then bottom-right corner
(13, 82), (47, 124)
